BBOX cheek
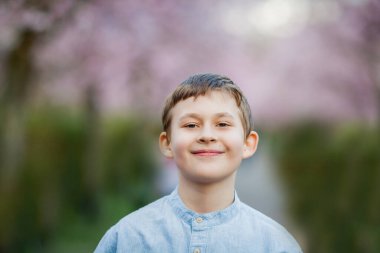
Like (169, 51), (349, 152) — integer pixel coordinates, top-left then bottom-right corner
(172, 142), (186, 155)
(170, 134), (192, 156)
(227, 134), (246, 155)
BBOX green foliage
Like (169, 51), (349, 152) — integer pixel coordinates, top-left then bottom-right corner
(273, 123), (380, 253)
(0, 107), (159, 252)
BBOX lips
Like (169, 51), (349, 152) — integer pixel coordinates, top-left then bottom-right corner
(191, 150), (224, 156)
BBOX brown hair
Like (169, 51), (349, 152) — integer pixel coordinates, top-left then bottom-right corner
(162, 73), (253, 137)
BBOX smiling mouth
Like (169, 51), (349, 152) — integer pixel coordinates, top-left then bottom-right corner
(191, 150), (224, 156)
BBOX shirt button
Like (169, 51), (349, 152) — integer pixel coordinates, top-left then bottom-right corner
(195, 217), (203, 223)
(193, 248), (201, 253)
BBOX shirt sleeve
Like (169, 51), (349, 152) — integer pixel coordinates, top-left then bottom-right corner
(94, 226), (118, 253)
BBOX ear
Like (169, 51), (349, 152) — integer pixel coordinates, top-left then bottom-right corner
(159, 132), (173, 158)
(242, 131), (259, 159)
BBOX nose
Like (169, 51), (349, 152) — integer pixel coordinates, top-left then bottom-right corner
(197, 126), (216, 143)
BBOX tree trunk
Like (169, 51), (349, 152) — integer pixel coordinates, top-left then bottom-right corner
(0, 29), (37, 192)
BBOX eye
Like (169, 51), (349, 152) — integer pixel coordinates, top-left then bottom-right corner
(217, 122), (230, 127)
(184, 123), (198, 128)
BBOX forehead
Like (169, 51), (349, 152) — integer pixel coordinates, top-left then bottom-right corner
(170, 90), (241, 119)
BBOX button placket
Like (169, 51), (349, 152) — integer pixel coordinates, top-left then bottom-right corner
(193, 248), (201, 253)
(189, 216), (207, 253)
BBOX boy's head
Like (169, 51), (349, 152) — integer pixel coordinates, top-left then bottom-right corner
(159, 73), (258, 185)
(162, 73), (253, 138)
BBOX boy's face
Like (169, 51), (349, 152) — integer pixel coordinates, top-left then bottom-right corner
(159, 90), (258, 185)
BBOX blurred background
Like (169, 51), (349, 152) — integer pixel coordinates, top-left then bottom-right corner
(0, 0), (379, 252)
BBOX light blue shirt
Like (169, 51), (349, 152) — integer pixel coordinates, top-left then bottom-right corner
(94, 188), (302, 253)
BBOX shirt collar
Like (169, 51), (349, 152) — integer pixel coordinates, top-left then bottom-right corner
(168, 187), (240, 227)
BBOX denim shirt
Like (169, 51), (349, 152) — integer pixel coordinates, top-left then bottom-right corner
(94, 188), (302, 253)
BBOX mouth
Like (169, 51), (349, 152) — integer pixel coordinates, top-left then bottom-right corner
(191, 150), (224, 157)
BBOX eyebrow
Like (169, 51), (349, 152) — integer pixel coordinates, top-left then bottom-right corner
(215, 112), (234, 118)
(178, 112), (235, 121)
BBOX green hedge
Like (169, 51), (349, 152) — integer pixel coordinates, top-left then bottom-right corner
(273, 123), (380, 253)
(7, 110), (380, 253)
(0, 107), (159, 252)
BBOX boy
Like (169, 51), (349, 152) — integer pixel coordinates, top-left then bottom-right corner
(94, 74), (302, 252)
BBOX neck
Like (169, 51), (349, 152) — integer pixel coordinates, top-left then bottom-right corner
(178, 174), (236, 213)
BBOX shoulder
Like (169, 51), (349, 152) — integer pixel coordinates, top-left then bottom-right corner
(239, 202), (287, 233)
(94, 194), (171, 252)
(121, 195), (169, 223)
(238, 202), (302, 252)
(112, 194), (172, 236)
